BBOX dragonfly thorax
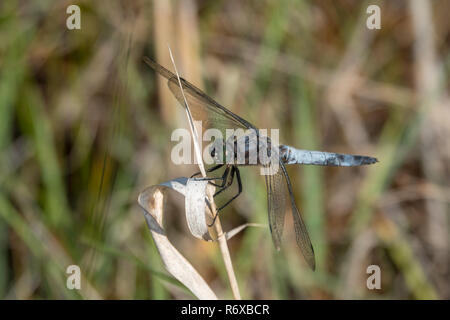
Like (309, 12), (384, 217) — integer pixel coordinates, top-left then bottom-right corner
(209, 133), (277, 166)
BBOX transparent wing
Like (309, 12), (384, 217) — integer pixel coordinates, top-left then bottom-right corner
(265, 162), (316, 270)
(264, 167), (287, 251)
(144, 57), (256, 135)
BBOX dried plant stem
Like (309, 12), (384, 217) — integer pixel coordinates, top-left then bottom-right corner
(206, 185), (241, 300)
(167, 48), (241, 299)
(140, 188), (218, 299)
(217, 223), (242, 300)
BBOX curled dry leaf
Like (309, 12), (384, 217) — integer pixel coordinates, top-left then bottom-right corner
(137, 177), (217, 300)
(226, 223), (266, 241)
(185, 179), (214, 241)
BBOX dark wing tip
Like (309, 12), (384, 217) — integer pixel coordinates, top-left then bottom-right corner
(142, 56), (155, 68)
(309, 259), (316, 271)
(305, 245), (316, 271)
(142, 57), (175, 80)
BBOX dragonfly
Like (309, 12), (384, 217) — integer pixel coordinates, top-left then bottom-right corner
(144, 57), (378, 270)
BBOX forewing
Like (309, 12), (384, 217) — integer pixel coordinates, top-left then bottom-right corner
(144, 57), (256, 134)
(167, 79), (254, 134)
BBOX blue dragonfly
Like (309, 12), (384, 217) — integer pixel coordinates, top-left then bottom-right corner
(144, 57), (378, 270)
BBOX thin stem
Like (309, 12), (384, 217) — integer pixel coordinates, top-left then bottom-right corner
(167, 50), (241, 299)
(206, 185), (241, 300)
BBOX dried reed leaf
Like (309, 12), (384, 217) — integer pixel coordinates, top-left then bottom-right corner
(138, 178), (217, 300)
(226, 223), (265, 241)
(185, 179), (213, 241)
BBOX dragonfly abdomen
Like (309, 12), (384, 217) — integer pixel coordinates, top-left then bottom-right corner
(280, 145), (378, 167)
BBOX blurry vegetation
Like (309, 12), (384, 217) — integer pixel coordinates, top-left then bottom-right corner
(0, 0), (449, 299)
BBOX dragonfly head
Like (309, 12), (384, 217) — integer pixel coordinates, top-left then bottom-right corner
(209, 138), (227, 164)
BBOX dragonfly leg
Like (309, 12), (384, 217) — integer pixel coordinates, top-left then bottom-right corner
(193, 176), (226, 188)
(209, 166), (231, 188)
(214, 166), (235, 197)
(208, 168), (242, 227)
(191, 164), (227, 187)
(216, 167), (242, 212)
(190, 164), (224, 178)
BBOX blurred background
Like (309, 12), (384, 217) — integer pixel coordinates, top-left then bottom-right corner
(0, 0), (449, 299)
